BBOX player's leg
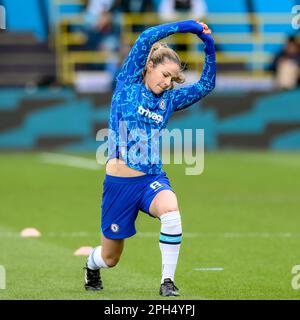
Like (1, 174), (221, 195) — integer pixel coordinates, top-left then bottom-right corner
(149, 190), (182, 296)
(149, 189), (179, 217)
(85, 235), (124, 291)
(100, 234), (125, 267)
(88, 234), (124, 269)
(85, 174), (140, 291)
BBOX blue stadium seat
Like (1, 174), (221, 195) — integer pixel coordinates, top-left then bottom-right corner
(2, 0), (84, 41)
(2, 0), (47, 40)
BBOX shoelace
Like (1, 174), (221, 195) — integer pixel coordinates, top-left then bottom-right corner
(164, 281), (178, 292)
(86, 268), (100, 284)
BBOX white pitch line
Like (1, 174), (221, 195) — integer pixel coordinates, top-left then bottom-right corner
(1, 231), (300, 238)
(137, 232), (200, 238)
(193, 268), (224, 271)
(39, 152), (102, 170)
(223, 232), (298, 238)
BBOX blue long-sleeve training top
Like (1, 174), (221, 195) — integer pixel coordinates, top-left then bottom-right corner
(107, 20), (216, 174)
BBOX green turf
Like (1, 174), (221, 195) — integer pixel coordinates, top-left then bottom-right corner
(0, 151), (300, 300)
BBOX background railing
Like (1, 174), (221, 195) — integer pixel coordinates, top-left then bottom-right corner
(53, 0), (298, 85)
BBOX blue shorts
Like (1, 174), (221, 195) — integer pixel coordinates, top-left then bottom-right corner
(101, 172), (174, 239)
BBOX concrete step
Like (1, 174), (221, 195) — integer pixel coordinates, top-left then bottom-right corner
(0, 32), (37, 45)
(0, 73), (49, 86)
(0, 43), (51, 53)
(0, 53), (55, 65)
(0, 64), (56, 73)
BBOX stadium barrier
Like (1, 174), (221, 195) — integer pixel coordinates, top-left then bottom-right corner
(53, 0), (297, 84)
(0, 88), (299, 151)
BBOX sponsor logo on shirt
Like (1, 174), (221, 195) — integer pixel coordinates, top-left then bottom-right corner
(138, 106), (163, 124)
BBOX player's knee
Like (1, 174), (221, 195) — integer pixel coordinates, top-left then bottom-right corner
(158, 206), (179, 216)
(160, 210), (182, 227)
(103, 256), (120, 268)
(101, 250), (121, 267)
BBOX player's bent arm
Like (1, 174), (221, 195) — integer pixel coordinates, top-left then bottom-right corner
(170, 35), (216, 112)
(116, 20), (204, 83)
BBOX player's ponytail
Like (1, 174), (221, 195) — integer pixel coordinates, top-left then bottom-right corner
(143, 42), (186, 87)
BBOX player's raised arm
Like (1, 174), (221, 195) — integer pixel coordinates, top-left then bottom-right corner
(116, 20), (205, 83)
(170, 23), (216, 111)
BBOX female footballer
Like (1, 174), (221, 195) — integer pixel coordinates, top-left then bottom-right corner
(84, 20), (216, 296)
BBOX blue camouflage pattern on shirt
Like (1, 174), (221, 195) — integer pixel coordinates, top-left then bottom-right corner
(108, 20), (216, 174)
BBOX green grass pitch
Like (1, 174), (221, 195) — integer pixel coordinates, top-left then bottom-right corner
(0, 152), (300, 300)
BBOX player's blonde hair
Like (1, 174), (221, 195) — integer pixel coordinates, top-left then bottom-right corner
(143, 42), (185, 88)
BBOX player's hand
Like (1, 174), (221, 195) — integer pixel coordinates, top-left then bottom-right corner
(196, 21), (212, 35)
(195, 21), (215, 54)
(195, 21), (214, 43)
